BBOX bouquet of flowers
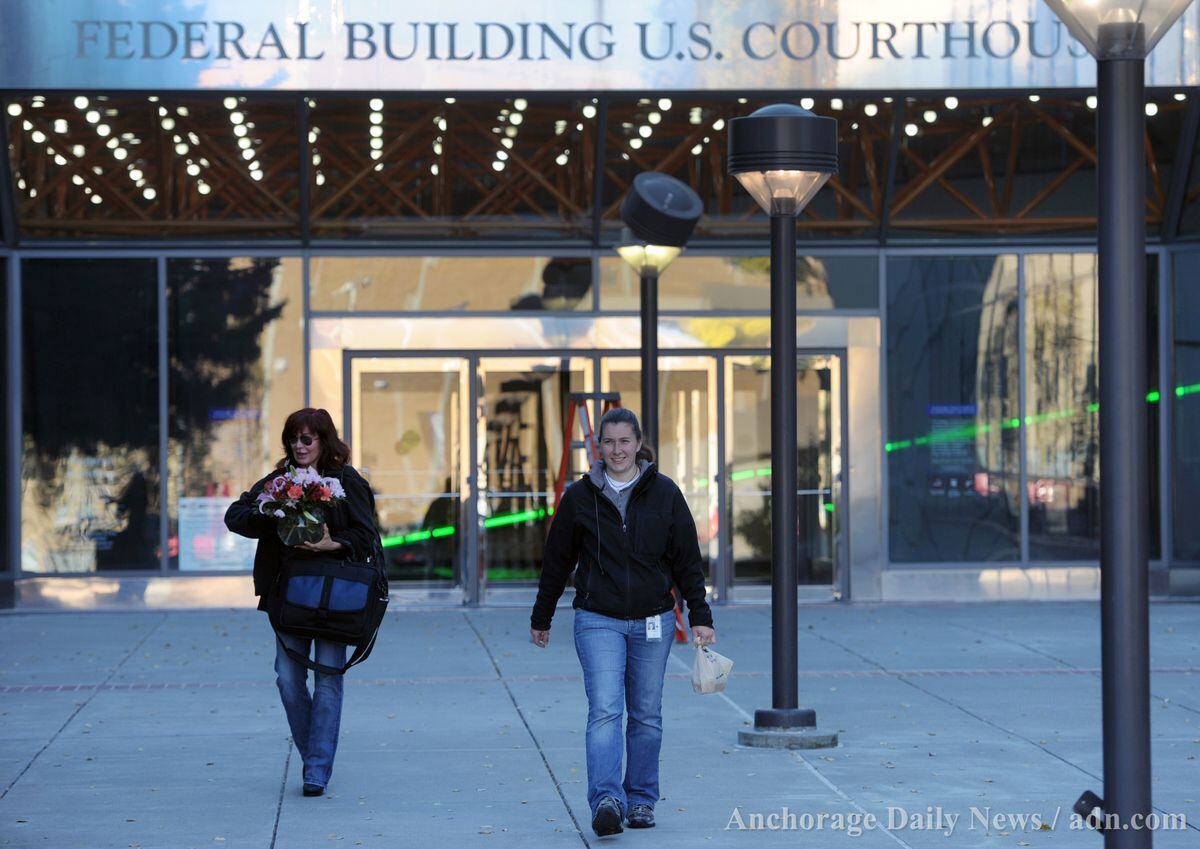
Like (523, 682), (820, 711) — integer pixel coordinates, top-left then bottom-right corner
(256, 465), (347, 546)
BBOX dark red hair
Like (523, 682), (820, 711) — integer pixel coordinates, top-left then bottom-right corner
(277, 408), (351, 475)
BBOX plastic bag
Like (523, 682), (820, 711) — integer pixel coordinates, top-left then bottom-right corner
(691, 644), (734, 694)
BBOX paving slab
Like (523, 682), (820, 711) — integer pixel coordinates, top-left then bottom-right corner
(0, 602), (1197, 849)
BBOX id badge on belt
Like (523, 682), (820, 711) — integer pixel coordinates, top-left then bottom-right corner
(646, 614), (662, 641)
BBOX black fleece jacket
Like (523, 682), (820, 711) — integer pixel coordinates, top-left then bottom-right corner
(224, 464), (381, 612)
(530, 463), (714, 631)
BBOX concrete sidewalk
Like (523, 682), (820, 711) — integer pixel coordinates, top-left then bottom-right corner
(0, 602), (1197, 848)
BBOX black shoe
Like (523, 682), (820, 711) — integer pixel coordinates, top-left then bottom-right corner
(591, 796), (624, 836)
(626, 803), (655, 829)
(302, 783), (325, 797)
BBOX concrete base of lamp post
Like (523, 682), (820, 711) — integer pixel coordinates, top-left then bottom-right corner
(737, 707), (839, 749)
(738, 727), (839, 749)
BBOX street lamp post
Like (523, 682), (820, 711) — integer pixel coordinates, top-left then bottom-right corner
(1041, 2), (1193, 844)
(617, 172), (702, 450)
(727, 104), (839, 749)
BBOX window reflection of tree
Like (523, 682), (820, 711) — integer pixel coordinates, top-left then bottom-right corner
(169, 258), (285, 503)
(22, 258), (284, 572)
(888, 257), (1019, 562)
(973, 257), (1021, 557)
(1026, 255), (1100, 559)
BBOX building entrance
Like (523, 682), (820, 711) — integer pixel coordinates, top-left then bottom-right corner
(345, 349), (847, 604)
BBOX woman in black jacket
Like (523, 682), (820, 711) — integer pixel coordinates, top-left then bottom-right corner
(529, 408), (716, 836)
(225, 408), (381, 798)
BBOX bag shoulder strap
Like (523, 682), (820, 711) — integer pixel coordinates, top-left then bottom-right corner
(275, 628), (381, 676)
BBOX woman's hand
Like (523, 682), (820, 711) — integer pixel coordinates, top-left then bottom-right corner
(530, 628), (550, 648)
(692, 625), (716, 647)
(297, 525), (345, 553)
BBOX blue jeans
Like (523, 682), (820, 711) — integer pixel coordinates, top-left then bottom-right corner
(573, 608), (676, 817)
(274, 631), (347, 789)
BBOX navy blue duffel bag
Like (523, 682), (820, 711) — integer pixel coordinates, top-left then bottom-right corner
(268, 549), (389, 675)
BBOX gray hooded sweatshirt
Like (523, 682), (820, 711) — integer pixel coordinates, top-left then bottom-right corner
(588, 458), (651, 524)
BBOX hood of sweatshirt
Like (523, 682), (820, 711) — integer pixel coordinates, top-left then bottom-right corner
(587, 457), (652, 490)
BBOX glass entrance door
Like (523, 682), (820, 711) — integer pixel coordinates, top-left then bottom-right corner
(725, 352), (845, 599)
(600, 356), (719, 580)
(348, 356), (469, 588)
(477, 356), (592, 597)
(344, 349), (847, 603)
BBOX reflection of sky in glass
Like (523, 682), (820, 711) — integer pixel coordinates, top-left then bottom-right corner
(309, 315), (865, 353)
(4, 0), (1197, 91)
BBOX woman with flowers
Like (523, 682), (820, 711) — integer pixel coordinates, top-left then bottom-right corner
(225, 407), (382, 798)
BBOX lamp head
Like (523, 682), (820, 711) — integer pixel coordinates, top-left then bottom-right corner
(1042, 0), (1192, 59)
(615, 236), (682, 275)
(616, 172), (702, 274)
(727, 103), (838, 217)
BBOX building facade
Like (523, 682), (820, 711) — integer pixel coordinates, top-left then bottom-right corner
(3, 2), (1200, 608)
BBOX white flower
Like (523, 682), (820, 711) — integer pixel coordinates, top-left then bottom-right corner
(273, 509), (285, 518)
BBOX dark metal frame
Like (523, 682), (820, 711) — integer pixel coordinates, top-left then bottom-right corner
(0, 113), (17, 249)
(1162, 96), (1200, 243)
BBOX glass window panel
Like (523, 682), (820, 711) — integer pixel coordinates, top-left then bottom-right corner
(309, 256), (592, 312)
(350, 358), (467, 584)
(0, 258), (7, 574)
(22, 259), (160, 572)
(601, 356), (718, 579)
(599, 254), (878, 311)
(1025, 254), (1160, 560)
(601, 97), (890, 241)
(478, 356), (590, 583)
(1173, 252), (1200, 561)
(1025, 255), (1099, 559)
(308, 97), (594, 240)
(5, 94), (300, 240)
(726, 354), (841, 585)
(166, 258), (304, 572)
(886, 256), (1020, 562)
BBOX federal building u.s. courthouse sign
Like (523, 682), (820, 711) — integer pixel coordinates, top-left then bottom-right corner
(2, 0), (1198, 92)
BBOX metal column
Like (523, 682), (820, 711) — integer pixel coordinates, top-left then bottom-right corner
(1097, 54), (1152, 849)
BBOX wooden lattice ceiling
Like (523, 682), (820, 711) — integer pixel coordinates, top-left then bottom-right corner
(2, 92), (1195, 242)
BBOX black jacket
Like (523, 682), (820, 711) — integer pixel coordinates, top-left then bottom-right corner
(530, 462), (714, 631)
(224, 465), (381, 612)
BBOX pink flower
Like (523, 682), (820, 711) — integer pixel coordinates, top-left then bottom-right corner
(317, 485), (332, 502)
(286, 485), (304, 500)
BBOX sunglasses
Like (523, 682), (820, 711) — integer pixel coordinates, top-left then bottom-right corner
(289, 434), (317, 447)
